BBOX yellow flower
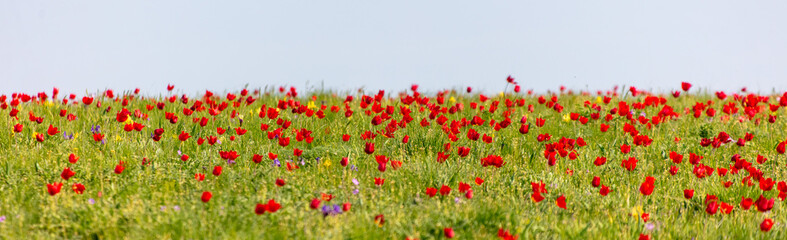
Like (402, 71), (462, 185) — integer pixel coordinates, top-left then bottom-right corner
(307, 101), (316, 109)
(563, 114), (571, 122)
(322, 158), (332, 168)
(499, 91), (505, 97)
(631, 205), (643, 218)
(596, 96), (603, 103)
(449, 96), (456, 103)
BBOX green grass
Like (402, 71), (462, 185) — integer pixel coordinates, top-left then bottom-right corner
(0, 88), (785, 239)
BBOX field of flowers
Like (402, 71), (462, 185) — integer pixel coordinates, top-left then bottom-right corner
(1, 78), (787, 239)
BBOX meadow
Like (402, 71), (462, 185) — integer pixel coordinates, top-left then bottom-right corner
(1, 79), (786, 239)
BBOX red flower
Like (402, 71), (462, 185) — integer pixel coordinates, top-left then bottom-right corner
(275, 178), (286, 187)
(475, 177), (484, 185)
(93, 133), (104, 142)
(444, 228), (455, 239)
(591, 176), (601, 187)
(47, 182), (63, 196)
(741, 197), (753, 210)
(531, 191), (545, 203)
(310, 198), (321, 209)
(760, 178), (775, 191)
(481, 155), (505, 168)
(72, 183), (85, 194)
(439, 185), (451, 196)
(498, 228), (518, 240)
(35, 133), (45, 142)
(669, 151), (683, 164)
(374, 214), (385, 226)
(761, 218), (774, 232)
(180, 154), (189, 161)
(425, 187), (438, 197)
(556, 195), (566, 209)
(457, 146), (470, 157)
(681, 82), (692, 91)
(620, 144), (631, 154)
(212, 166), (222, 176)
(13, 123), (23, 133)
(374, 177), (385, 187)
(278, 137), (290, 147)
(706, 201), (719, 215)
(114, 161), (125, 174)
(68, 153), (79, 164)
(639, 176), (655, 196)
(178, 131), (191, 141)
(82, 96), (93, 105)
(621, 157), (637, 171)
(195, 173), (205, 181)
(755, 195), (774, 212)
(201, 191), (212, 203)
(61, 167), (75, 180)
(458, 182), (471, 193)
(593, 157), (606, 166)
(252, 154), (263, 164)
(255, 203), (267, 215)
(684, 189), (694, 199)
(47, 124), (60, 136)
(364, 142), (375, 154)
(599, 185), (611, 196)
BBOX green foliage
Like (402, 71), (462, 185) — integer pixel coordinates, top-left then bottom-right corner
(0, 90), (785, 239)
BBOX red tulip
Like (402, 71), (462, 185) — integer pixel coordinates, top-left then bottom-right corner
(681, 82), (692, 91)
(212, 166), (222, 176)
(593, 157), (606, 166)
(755, 195), (774, 212)
(61, 167), (75, 180)
(439, 185), (451, 196)
(599, 185), (611, 196)
(639, 176), (655, 196)
(556, 195), (567, 209)
(47, 182), (63, 196)
(201, 191), (212, 203)
(741, 197), (753, 210)
(761, 218), (774, 232)
(68, 153), (79, 164)
(684, 189), (694, 199)
(425, 187), (437, 197)
(364, 142), (375, 154)
(72, 183), (85, 194)
(444, 228), (455, 239)
(310, 198), (321, 209)
(47, 124), (60, 136)
(114, 161), (125, 174)
(475, 177), (484, 185)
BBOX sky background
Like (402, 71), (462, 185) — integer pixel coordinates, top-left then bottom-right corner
(2, 1), (787, 96)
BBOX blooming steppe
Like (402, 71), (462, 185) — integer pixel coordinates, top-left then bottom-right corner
(1, 79), (786, 239)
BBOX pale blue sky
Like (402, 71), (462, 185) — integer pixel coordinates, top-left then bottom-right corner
(2, 1), (787, 96)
